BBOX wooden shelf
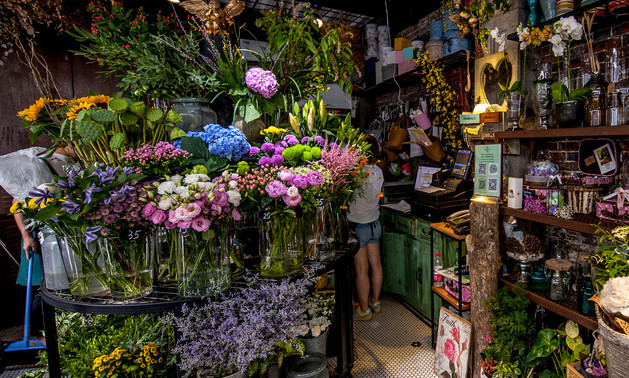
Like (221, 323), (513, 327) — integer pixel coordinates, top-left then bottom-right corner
(500, 277), (598, 331)
(500, 206), (618, 234)
(494, 125), (629, 142)
(432, 286), (471, 311)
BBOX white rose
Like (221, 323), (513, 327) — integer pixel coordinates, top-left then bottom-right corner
(600, 277), (629, 318)
(170, 174), (182, 184)
(157, 181), (176, 195)
(227, 190), (241, 206)
(286, 186), (299, 197)
(158, 197), (173, 210)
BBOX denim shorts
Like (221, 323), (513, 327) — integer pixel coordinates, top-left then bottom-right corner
(353, 219), (382, 247)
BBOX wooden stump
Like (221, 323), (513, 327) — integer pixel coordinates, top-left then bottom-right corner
(468, 201), (501, 377)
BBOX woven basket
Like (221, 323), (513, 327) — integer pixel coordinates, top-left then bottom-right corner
(596, 307), (629, 378)
(564, 185), (605, 214)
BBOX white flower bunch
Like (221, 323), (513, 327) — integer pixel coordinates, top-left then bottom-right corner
(292, 293), (335, 338)
(600, 276), (629, 318)
(550, 16), (583, 57)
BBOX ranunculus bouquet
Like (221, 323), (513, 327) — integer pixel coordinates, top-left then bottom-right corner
(142, 166), (242, 297)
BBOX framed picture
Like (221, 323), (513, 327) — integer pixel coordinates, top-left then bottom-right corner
(594, 143), (616, 175)
(435, 307), (471, 378)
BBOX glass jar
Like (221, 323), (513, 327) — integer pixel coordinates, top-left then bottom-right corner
(585, 91), (605, 126)
(607, 91), (623, 126)
(549, 269), (567, 301)
(532, 63), (554, 129)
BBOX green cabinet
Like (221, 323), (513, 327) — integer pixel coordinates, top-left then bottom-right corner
(381, 207), (463, 318)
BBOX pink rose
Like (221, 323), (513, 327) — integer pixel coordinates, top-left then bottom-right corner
(151, 209), (167, 225)
(142, 203), (155, 218)
(191, 217), (210, 232)
(282, 193), (302, 207)
(452, 327), (460, 342)
(444, 339), (456, 363)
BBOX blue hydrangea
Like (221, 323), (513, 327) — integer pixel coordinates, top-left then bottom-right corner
(173, 124), (251, 160)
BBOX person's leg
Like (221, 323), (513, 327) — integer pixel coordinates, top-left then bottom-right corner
(366, 241), (382, 305)
(353, 246), (370, 313)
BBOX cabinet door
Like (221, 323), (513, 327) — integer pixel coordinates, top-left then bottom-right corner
(382, 231), (406, 296)
(404, 238), (421, 311)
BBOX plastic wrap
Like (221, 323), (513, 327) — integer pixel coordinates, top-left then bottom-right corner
(0, 147), (53, 201)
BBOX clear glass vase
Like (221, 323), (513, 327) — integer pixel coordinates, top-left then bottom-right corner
(152, 227), (178, 286)
(506, 92), (526, 130)
(100, 233), (154, 300)
(60, 233), (109, 298)
(175, 227), (231, 298)
(304, 199), (337, 262)
(259, 213), (304, 278)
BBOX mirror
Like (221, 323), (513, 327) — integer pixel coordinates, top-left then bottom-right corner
(474, 49), (520, 106)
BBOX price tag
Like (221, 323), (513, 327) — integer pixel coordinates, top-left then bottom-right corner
(123, 228), (144, 241)
(262, 210), (272, 222)
(316, 197), (328, 209)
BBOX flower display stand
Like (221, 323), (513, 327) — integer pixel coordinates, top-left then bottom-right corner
(40, 248), (357, 378)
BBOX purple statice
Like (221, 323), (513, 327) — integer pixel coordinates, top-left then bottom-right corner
(265, 180), (288, 198)
(168, 276), (312, 377)
(245, 67), (279, 99)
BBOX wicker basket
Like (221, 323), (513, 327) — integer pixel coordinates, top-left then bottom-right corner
(596, 307), (629, 378)
(564, 185), (605, 214)
(566, 362), (584, 378)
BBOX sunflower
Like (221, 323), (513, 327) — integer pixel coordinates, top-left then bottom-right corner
(68, 95), (112, 106)
(17, 98), (50, 121)
(67, 101), (96, 120)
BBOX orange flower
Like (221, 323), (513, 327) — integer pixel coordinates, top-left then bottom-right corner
(359, 158), (366, 166)
(377, 192), (384, 198)
(339, 205), (348, 210)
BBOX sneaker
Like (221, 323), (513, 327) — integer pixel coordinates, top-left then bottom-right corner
(369, 301), (381, 313)
(353, 308), (373, 321)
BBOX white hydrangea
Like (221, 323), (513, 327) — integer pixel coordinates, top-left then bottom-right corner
(600, 277), (629, 317)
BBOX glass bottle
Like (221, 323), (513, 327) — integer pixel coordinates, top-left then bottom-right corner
(580, 56), (591, 89)
(606, 46), (622, 84)
(585, 91), (605, 126)
(607, 91), (622, 126)
(433, 252), (444, 288)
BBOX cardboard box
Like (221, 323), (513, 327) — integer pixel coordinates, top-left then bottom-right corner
(394, 37), (411, 51)
(402, 46), (416, 60)
(459, 114), (480, 124)
(376, 61), (395, 84)
(480, 112), (502, 123)
(384, 51), (397, 66)
(398, 59), (417, 75)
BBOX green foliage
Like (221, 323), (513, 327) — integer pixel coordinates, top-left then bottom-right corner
(21, 312), (175, 378)
(493, 360), (522, 378)
(591, 226), (629, 290)
(551, 82), (592, 103)
(482, 284), (535, 365)
(68, 3), (218, 100)
(498, 80), (527, 99)
(179, 136), (229, 174)
(524, 321), (590, 378)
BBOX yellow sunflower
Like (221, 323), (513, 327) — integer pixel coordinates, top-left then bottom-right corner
(67, 102), (96, 120)
(17, 98), (50, 121)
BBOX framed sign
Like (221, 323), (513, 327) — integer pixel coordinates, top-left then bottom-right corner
(474, 143), (502, 197)
(435, 307), (471, 378)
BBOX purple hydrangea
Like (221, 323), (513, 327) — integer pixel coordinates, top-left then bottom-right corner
(265, 180), (288, 198)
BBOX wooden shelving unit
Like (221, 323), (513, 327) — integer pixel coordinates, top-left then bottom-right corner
(494, 125), (629, 142)
(500, 206), (618, 234)
(500, 277), (598, 331)
(431, 286), (471, 311)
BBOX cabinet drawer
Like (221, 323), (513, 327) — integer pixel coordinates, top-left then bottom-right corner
(415, 219), (432, 241)
(394, 215), (416, 236)
(380, 209), (396, 228)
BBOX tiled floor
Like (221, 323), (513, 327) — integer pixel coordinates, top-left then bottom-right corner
(0, 325), (42, 378)
(351, 293), (437, 378)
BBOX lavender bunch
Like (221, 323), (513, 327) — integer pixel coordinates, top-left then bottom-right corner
(169, 276), (311, 377)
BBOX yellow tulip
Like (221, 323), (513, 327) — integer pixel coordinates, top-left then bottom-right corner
(307, 108), (314, 131)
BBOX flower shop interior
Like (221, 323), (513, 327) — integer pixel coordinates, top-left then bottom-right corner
(1, 0), (629, 377)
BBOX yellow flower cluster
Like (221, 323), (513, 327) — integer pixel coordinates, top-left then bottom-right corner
(521, 25), (554, 48)
(261, 126), (287, 135)
(291, 163), (333, 186)
(93, 347), (131, 377)
(66, 95), (113, 120)
(416, 52), (463, 162)
(92, 342), (164, 378)
(17, 98), (67, 121)
(9, 201), (24, 214)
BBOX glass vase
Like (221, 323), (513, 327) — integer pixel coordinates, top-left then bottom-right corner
(60, 233), (109, 298)
(175, 227), (231, 298)
(304, 199), (337, 262)
(169, 97), (218, 133)
(532, 79), (553, 129)
(152, 227), (178, 286)
(506, 92), (526, 130)
(259, 213), (304, 278)
(100, 233), (154, 300)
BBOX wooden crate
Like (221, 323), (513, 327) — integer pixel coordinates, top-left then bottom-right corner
(567, 362), (585, 378)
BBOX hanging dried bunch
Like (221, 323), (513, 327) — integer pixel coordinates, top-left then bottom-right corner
(523, 234), (543, 254)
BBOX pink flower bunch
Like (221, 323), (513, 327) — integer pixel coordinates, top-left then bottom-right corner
(319, 141), (366, 192)
(245, 67), (279, 99)
(523, 195), (547, 214)
(142, 171), (241, 232)
(121, 141), (190, 176)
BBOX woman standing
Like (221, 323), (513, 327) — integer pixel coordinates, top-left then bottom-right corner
(348, 135), (384, 321)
